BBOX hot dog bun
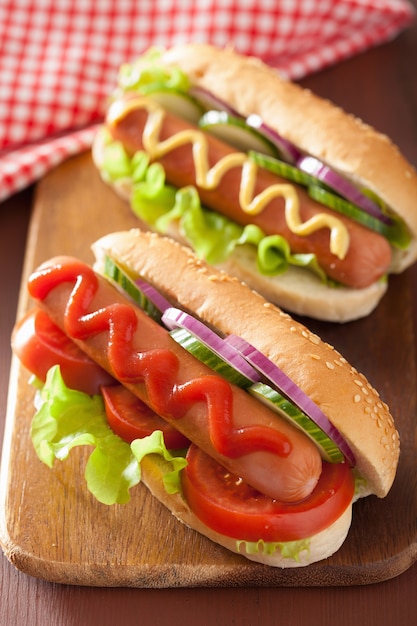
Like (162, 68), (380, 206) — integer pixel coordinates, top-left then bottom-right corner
(88, 228), (398, 567)
(92, 43), (417, 323)
(92, 229), (399, 499)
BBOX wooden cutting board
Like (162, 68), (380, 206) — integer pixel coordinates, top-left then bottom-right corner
(1, 152), (417, 587)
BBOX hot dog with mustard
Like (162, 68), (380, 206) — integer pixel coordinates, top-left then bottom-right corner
(93, 43), (417, 322)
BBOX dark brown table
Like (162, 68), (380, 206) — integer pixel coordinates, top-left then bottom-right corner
(1, 6), (417, 623)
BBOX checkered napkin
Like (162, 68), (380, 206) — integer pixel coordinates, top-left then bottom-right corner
(1, 0), (415, 202)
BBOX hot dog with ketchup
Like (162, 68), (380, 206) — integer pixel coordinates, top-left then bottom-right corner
(12, 229), (399, 567)
(93, 43), (417, 322)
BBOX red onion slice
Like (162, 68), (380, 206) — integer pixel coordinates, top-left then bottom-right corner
(135, 278), (172, 312)
(225, 334), (356, 466)
(161, 307), (261, 384)
(188, 86), (242, 118)
(246, 114), (301, 164)
(297, 155), (392, 225)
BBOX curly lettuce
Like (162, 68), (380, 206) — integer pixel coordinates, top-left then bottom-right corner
(237, 538), (311, 563)
(31, 366), (186, 505)
(117, 48), (190, 96)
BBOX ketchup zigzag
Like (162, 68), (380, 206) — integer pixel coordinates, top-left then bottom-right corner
(28, 259), (292, 461)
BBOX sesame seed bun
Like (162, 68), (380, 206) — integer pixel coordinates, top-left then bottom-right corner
(92, 228), (399, 498)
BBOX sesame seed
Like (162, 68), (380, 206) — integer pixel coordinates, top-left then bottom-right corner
(354, 394), (361, 403)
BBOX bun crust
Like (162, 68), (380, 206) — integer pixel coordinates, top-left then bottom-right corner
(92, 229), (400, 498)
(158, 43), (417, 273)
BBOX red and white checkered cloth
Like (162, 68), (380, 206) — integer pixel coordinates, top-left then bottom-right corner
(1, 0), (415, 202)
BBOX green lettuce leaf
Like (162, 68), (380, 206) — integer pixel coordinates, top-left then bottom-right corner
(101, 139), (133, 182)
(30, 366), (187, 505)
(236, 538), (311, 562)
(131, 430), (188, 494)
(117, 48), (190, 95)
(238, 225), (327, 281)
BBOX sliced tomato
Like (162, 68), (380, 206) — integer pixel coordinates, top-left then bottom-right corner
(182, 444), (354, 542)
(101, 384), (190, 450)
(12, 307), (115, 396)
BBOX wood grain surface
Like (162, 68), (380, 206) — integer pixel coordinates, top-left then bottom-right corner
(1, 152), (416, 588)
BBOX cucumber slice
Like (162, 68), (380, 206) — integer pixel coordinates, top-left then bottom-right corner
(249, 151), (318, 187)
(249, 382), (344, 463)
(250, 152), (411, 248)
(148, 89), (204, 124)
(199, 111), (279, 157)
(169, 327), (257, 389)
(102, 255), (162, 321)
(309, 186), (411, 249)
